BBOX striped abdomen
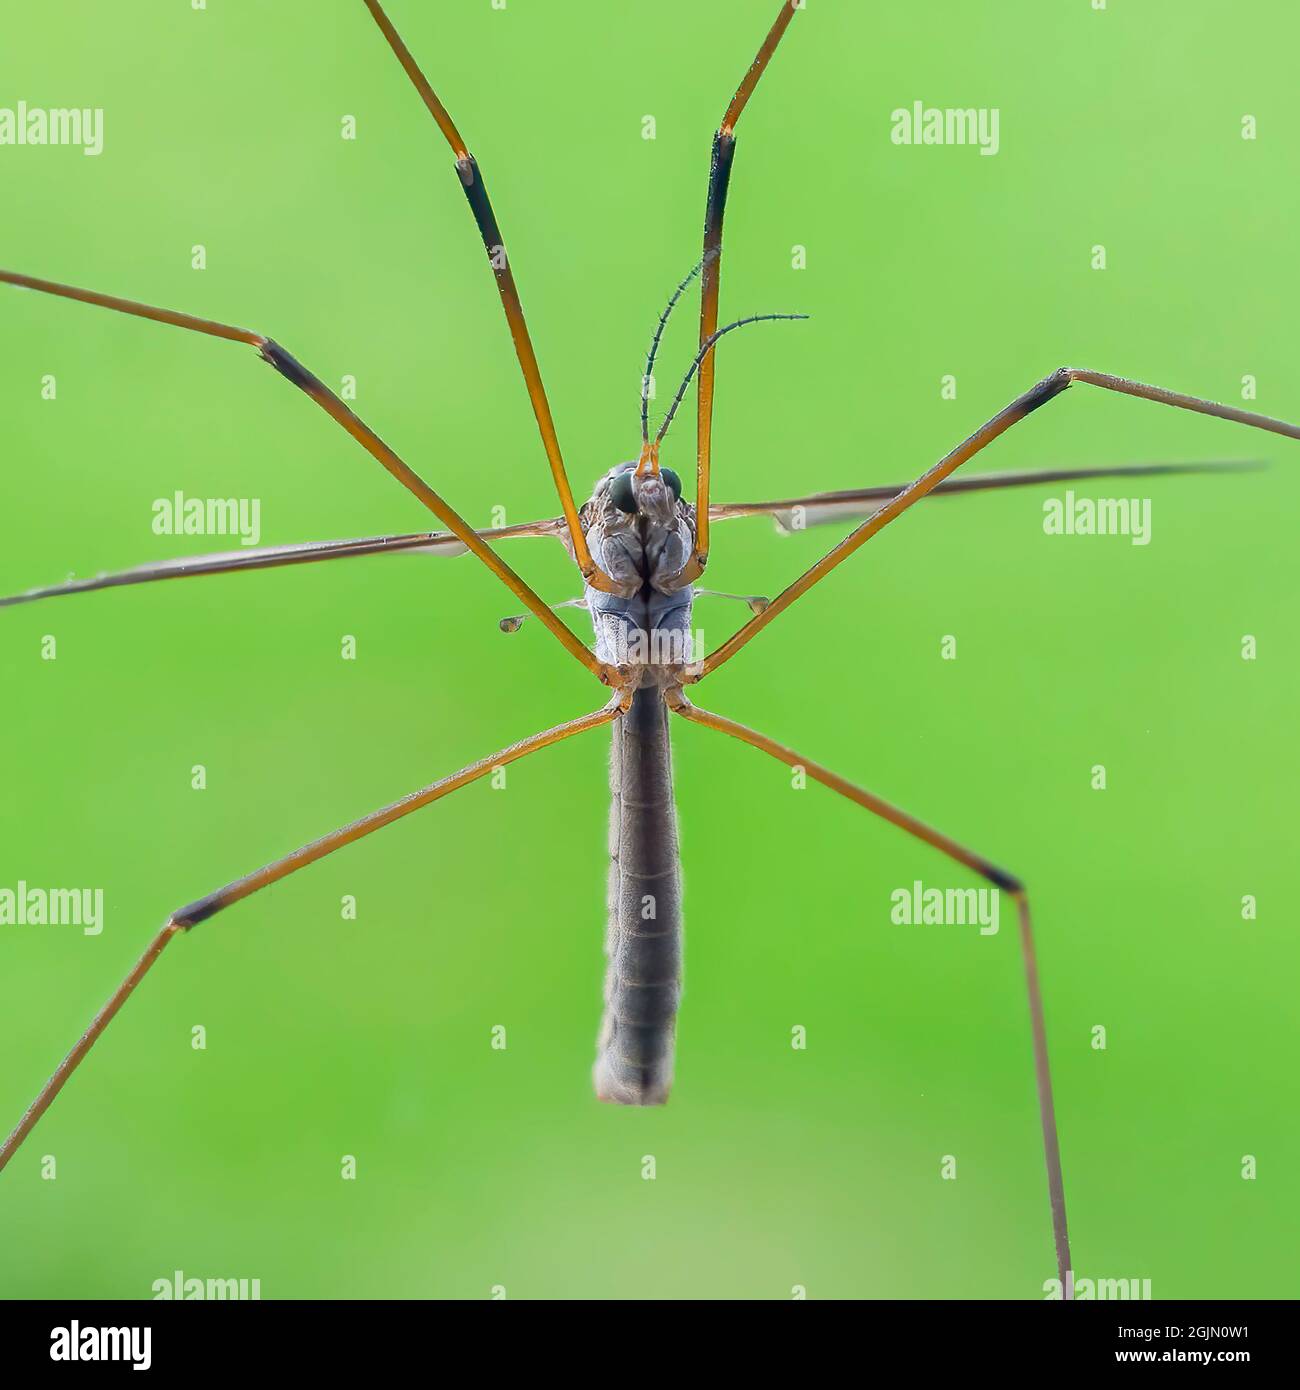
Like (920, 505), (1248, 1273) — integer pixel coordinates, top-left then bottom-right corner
(594, 685), (683, 1105)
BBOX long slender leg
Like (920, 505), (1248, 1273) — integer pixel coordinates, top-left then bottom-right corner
(0, 695), (628, 1172)
(664, 688), (1073, 1296)
(0, 269), (602, 677)
(361, 0), (613, 591)
(690, 0), (801, 579)
(0, 519), (567, 609)
(701, 368), (1300, 676)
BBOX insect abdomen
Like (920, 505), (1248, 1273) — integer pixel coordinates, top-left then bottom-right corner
(594, 685), (682, 1105)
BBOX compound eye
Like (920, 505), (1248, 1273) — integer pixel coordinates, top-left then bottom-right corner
(609, 471), (637, 513)
(660, 467), (683, 502)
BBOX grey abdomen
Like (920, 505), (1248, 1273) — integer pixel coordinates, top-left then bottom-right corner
(594, 686), (682, 1105)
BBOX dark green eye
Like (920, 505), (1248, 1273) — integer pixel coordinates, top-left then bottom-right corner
(609, 470), (636, 512)
(608, 467), (683, 513)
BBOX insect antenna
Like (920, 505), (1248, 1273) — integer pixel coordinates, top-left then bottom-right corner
(640, 254), (713, 444)
(655, 312), (808, 447)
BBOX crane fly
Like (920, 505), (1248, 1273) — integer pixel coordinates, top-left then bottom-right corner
(3, 0), (1298, 1300)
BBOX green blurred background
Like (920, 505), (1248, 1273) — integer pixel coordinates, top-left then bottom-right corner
(1, 0), (1296, 1300)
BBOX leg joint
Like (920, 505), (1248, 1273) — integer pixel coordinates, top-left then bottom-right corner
(982, 863), (1024, 896)
(1021, 368), (1074, 416)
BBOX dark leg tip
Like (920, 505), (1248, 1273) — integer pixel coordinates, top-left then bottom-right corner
(1021, 369), (1073, 416)
(986, 865), (1023, 895)
(258, 339), (317, 392)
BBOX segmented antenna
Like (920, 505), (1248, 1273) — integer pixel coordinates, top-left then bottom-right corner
(654, 312), (808, 446)
(641, 258), (706, 444)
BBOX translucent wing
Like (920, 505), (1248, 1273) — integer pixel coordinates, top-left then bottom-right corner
(710, 461), (1262, 533)
(0, 518), (566, 608)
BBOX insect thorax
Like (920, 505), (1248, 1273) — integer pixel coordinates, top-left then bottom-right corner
(581, 463), (697, 684)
